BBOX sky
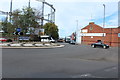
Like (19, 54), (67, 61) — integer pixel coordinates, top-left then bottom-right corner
(0, 0), (119, 38)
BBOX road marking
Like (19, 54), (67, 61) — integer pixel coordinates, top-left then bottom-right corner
(72, 73), (97, 78)
(104, 67), (117, 72)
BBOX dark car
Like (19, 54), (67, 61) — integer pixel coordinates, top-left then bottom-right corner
(6, 39), (13, 42)
(91, 41), (109, 49)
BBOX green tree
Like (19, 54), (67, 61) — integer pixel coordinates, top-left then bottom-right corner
(11, 7), (40, 35)
(21, 7), (39, 34)
(43, 23), (59, 39)
(1, 18), (8, 33)
(2, 7), (42, 38)
(12, 9), (22, 29)
(1, 18), (14, 37)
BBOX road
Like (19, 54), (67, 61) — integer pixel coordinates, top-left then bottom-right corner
(2, 43), (118, 78)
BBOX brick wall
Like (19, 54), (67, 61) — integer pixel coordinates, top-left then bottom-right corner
(81, 22), (120, 47)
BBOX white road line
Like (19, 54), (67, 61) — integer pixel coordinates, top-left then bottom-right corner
(72, 73), (98, 78)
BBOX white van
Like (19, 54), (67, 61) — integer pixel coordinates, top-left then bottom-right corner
(40, 35), (55, 43)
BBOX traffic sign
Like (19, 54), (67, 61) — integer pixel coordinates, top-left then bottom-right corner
(19, 37), (30, 40)
(16, 28), (21, 32)
(118, 33), (120, 37)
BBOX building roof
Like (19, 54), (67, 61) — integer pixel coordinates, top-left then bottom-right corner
(82, 22), (118, 29)
(82, 22), (103, 29)
(103, 25), (118, 28)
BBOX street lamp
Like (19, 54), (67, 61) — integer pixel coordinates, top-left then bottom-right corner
(103, 4), (105, 43)
(76, 20), (78, 44)
(28, 0), (31, 8)
(9, 0), (12, 22)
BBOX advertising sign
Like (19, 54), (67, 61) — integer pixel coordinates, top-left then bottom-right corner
(80, 33), (106, 36)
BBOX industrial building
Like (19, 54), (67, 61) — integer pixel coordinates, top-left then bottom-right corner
(81, 22), (120, 47)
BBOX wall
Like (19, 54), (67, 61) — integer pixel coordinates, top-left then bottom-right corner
(81, 22), (120, 47)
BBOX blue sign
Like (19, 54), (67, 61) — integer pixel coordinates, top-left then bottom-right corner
(16, 28), (21, 32)
(118, 33), (120, 37)
(19, 37), (30, 40)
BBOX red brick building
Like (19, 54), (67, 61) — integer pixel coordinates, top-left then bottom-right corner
(81, 22), (120, 47)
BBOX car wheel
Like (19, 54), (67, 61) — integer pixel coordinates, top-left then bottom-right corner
(91, 45), (95, 48)
(103, 45), (107, 49)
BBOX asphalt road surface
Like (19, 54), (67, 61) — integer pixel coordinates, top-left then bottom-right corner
(2, 43), (118, 78)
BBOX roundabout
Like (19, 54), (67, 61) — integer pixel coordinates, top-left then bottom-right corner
(0, 42), (65, 49)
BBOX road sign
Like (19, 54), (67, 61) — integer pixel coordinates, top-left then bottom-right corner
(18, 32), (23, 35)
(16, 28), (21, 32)
(19, 37), (30, 40)
(118, 33), (120, 37)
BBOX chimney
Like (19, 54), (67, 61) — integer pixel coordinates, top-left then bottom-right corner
(89, 22), (94, 25)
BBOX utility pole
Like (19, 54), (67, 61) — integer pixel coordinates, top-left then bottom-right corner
(103, 4), (105, 43)
(10, 0), (12, 22)
(76, 20), (78, 44)
(76, 20), (78, 32)
(28, 0), (31, 8)
(41, 2), (44, 26)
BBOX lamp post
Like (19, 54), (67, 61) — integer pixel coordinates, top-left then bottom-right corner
(103, 4), (105, 43)
(28, 0), (31, 8)
(10, 0), (12, 22)
(76, 20), (78, 44)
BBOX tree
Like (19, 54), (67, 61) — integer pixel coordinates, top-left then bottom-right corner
(11, 7), (40, 35)
(1, 18), (14, 37)
(1, 7), (42, 40)
(1, 18), (8, 33)
(43, 23), (59, 39)
(11, 9), (22, 30)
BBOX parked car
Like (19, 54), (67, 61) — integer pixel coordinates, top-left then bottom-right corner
(57, 38), (64, 42)
(50, 37), (56, 43)
(0, 38), (7, 42)
(40, 35), (55, 43)
(70, 40), (76, 44)
(65, 37), (71, 43)
(6, 39), (13, 42)
(91, 40), (109, 49)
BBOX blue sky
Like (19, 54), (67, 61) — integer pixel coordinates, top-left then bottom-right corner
(0, 0), (119, 37)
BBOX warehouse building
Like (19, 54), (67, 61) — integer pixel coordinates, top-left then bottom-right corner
(81, 22), (120, 47)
